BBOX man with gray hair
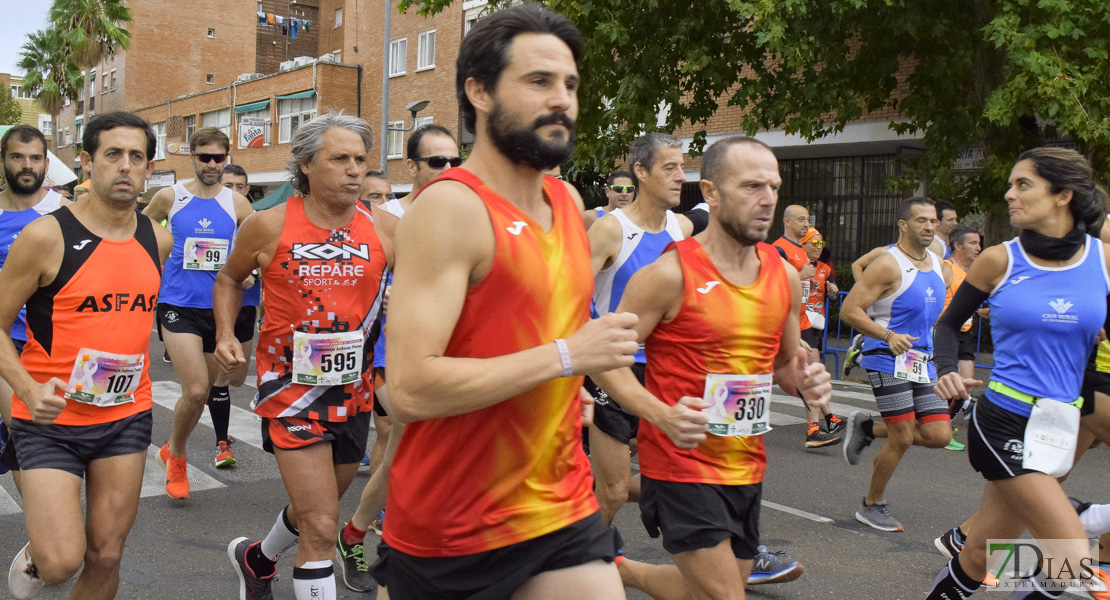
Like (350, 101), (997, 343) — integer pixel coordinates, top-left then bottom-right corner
(213, 111), (397, 600)
(586, 132), (694, 530)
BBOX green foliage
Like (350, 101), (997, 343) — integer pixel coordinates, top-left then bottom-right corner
(400, 0), (1110, 212)
(17, 28), (81, 116)
(0, 86), (22, 126)
(50, 0), (133, 69)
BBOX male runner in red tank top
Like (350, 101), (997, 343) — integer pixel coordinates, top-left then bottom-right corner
(371, 5), (638, 599)
(591, 137), (833, 600)
(0, 112), (173, 600)
(213, 112), (398, 600)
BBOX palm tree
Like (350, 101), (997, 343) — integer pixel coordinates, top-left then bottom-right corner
(17, 28), (81, 147)
(50, 0), (133, 127)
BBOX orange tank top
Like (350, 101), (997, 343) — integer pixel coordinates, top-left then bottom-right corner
(254, 197), (388, 421)
(944, 258), (972, 332)
(772, 236), (811, 330)
(639, 239), (791, 485)
(14, 208), (161, 425)
(384, 169), (597, 557)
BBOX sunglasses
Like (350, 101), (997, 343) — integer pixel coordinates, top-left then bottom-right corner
(195, 153), (228, 164)
(609, 184), (636, 193)
(416, 156), (463, 169)
(808, 240), (826, 248)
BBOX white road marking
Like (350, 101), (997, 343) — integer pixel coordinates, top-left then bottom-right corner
(761, 500), (834, 524)
(140, 443), (225, 498)
(151, 380), (263, 450)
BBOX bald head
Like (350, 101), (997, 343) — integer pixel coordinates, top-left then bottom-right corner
(783, 204), (810, 242)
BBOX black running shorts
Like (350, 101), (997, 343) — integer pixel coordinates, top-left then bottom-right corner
(370, 511), (618, 599)
(640, 475), (762, 559)
(587, 363), (646, 445)
(0, 339), (26, 472)
(261, 412), (371, 465)
(372, 367), (389, 418)
(967, 396), (1037, 481)
(12, 410), (153, 477)
(158, 303), (256, 354)
(801, 327), (823, 351)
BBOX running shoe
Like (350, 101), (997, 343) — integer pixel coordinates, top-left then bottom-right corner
(162, 350), (171, 363)
(855, 498), (904, 532)
(826, 413), (846, 435)
(746, 545), (804, 584)
(842, 412), (874, 465)
(359, 454), (371, 468)
(8, 542), (43, 600)
(842, 333), (864, 378)
(158, 442), (189, 499)
(369, 509), (385, 536)
(335, 531), (373, 592)
(934, 528), (964, 559)
(944, 429), (966, 451)
(228, 537), (275, 600)
(215, 440), (237, 469)
(982, 572), (1000, 587)
(805, 423), (842, 448)
(1089, 563), (1110, 600)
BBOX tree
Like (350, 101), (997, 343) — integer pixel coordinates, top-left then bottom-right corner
(50, 0), (133, 131)
(17, 28), (81, 148)
(0, 86), (21, 126)
(402, 0), (1110, 229)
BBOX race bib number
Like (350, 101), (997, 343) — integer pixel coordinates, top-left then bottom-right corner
(65, 349), (143, 407)
(183, 237), (230, 271)
(801, 279), (811, 299)
(292, 330), (364, 386)
(894, 348), (930, 383)
(1023, 398), (1079, 478)
(703, 373), (773, 437)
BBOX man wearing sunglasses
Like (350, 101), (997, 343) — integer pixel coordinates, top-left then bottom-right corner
(582, 170), (635, 229)
(143, 127), (254, 499)
(392, 123), (461, 215)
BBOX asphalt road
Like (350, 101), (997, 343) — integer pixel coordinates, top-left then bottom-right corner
(1, 346), (1106, 600)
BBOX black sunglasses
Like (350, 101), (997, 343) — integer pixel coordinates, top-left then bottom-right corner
(195, 153), (228, 164)
(609, 184), (636, 193)
(416, 156), (463, 169)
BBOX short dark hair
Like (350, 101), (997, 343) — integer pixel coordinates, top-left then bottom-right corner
(1018, 146), (1108, 234)
(222, 163), (247, 179)
(190, 127), (231, 153)
(700, 136), (772, 187)
(1, 125), (48, 159)
(365, 169), (386, 179)
(949, 224), (981, 251)
(456, 4), (582, 134)
(897, 196), (935, 223)
(406, 123), (455, 160)
(84, 111), (157, 162)
(606, 170), (633, 186)
(935, 200), (957, 221)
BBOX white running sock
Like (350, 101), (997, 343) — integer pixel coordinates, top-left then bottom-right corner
(260, 506), (300, 560)
(1080, 504), (1110, 538)
(293, 560), (336, 600)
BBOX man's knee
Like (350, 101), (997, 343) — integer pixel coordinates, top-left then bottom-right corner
(296, 510), (339, 548)
(82, 543), (125, 576)
(596, 476), (630, 509)
(34, 549), (84, 584)
(920, 421), (952, 448)
(883, 420), (915, 449)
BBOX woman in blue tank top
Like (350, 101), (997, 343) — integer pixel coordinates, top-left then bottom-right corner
(924, 148), (1110, 599)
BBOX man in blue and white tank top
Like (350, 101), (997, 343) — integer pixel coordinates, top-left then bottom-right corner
(142, 128), (253, 499)
(586, 134), (693, 527)
(841, 198), (955, 532)
(582, 170), (636, 230)
(0, 125), (70, 476)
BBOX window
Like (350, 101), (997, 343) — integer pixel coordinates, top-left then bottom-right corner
(203, 109), (231, 136)
(64, 128), (72, 146)
(88, 70), (95, 97)
(387, 121), (404, 159)
(38, 115), (51, 135)
(11, 85), (31, 99)
(110, 69), (116, 90)
(184, 115), (196, 142)
(9, 85), (16, 98)
(334, 8), (343, 27)
(207, 28), (215, 38)
(75, 121), (83, 143)
(278, 95), (317, 143)
(153, 122), (166, 160)
(389, 39), (407, 76)
(465, 15), (480, 36)
(417, 30), (435, 70)
(102, 72), (108, 93)
(238, 108), (271, 148)
(332, 50), (342, 63)
(206, 74), (214, 85)
(414, 116), (434, 129)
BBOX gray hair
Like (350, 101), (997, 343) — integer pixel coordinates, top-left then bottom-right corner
(627, 133), (683, 187)
(286, 111), (374, 195)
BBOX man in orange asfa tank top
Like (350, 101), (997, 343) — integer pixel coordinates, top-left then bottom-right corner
(0, 112), (172, 600)
(591, 136), (833, 600)
(213, 112), (397, 600)
(371, 5), (639, 600)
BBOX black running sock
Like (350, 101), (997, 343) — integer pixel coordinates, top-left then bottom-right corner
(246, 542), (277, 578)
(207, 385), (231, 444)
(925, 557), (981, 600)
(861, 418), (875, 439)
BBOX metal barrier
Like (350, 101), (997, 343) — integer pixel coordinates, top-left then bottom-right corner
(819, 290), (994, 380)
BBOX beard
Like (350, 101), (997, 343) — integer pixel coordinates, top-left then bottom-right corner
(721, 214), (769, 246)
(4, 165), (46, 196)
(487, 102), (576, 171)
(197, 168), (222, 186)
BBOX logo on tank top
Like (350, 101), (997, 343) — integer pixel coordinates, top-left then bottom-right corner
(1009, 276), (1029, 286)
(697, 281), (721, 294)
(925, 287), (936, 302)
(73, 239), (92, 250)
(76, 292), (157, 312)
(1043, 298), (1077, 324)
(627, 232), (638, 241)
(291, 242), (370, 282)
(195, 217), (216, 234)
(506, 221), (527, 235)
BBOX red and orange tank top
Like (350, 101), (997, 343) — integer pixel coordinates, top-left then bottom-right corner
(639, 238), (792, 486)
(944, 258), (973, 332)
(384, 169), (597, 557)
(15, 207), (161, 426)
(254, 196), (388, 421)
(772, 236), (811, 330)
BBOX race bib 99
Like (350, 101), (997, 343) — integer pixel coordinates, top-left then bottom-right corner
(183, 237), (230, 271)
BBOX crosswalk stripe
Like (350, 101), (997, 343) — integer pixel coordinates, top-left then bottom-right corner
(140, 443), (225, 498)
(151, 380), (264, 450)
(0, 482), (21, 516)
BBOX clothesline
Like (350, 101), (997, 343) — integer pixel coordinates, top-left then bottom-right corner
(257, 12), (312, 39)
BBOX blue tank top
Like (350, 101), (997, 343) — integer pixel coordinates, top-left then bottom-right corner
(986, 237), (1108, 417)
(595, 207), (606, 218)
(243, 278), (261, 307)
(860, 247), (945, 376)
(159, 184), (238, 308)
(0, 191), (63, 341)
(593, 208), (684, 363)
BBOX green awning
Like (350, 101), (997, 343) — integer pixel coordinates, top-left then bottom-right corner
(275, 90), (315, 101)
(235, 100), (270, 114)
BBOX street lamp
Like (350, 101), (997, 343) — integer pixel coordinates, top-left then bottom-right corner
(379, 100), (430, 169)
